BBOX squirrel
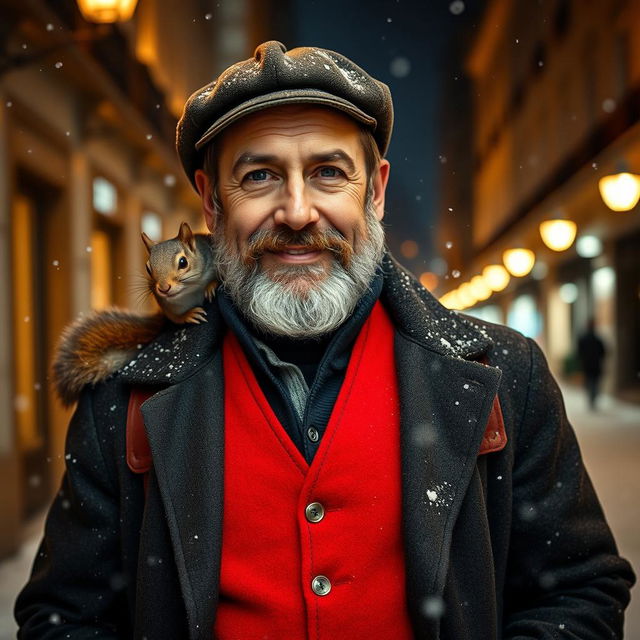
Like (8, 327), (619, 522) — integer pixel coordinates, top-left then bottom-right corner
(52, 222), (219, 406)
(142, 221), (218, 325)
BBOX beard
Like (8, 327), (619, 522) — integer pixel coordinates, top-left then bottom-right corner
(213, 200), (385, 338)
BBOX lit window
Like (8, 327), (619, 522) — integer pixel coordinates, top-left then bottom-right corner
(141, 212), (163, 242)
(507, 294), (542, 338)
(93, 177), (117, 215)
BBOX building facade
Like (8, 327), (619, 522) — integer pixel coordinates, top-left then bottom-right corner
(440, 0), (640, 401)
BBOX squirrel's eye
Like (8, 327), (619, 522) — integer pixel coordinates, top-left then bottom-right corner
(145, 263), (151, 275)
(178, 256), (188, 269)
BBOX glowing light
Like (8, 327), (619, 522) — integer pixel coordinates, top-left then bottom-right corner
(470, 275), (492, 301)
(503, 248), (535, 277)
(400, 240), (419, 259)
(559, 283), (578, 304)
(576, 235), (602, 258)
(76, 0), (138, 23)
(458, 282), (478, 307)
(440, 290), (462, 310)
(482, 264), (510, 291)
(539, 219), (577, 251)
(419, 271), (438, 291)
(598, 172), (640, 211)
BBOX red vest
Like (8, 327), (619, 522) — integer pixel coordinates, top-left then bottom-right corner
(214, 301), (414, 640)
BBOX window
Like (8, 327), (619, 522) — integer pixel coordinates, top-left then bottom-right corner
(93, 176), (118, 216)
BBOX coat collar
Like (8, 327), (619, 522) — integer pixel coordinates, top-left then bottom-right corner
(379, 253), (493, 359)
(119, 252), (493, 387)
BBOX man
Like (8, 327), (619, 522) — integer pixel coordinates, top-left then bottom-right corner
(577, 318), (607, 410)
(16, 41), (634, 639)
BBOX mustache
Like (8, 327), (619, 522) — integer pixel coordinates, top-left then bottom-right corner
(241, 228), (353, 267)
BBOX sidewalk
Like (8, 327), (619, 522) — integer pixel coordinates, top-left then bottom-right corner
(0, 527), (41, 640)
(561, 384), (640, 639)
(0, 386), (637, 638)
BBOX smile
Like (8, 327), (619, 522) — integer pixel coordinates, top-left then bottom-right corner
(268, 246), (324, 263)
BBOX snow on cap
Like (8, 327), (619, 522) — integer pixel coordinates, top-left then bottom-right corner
(176, 41), (394, 189)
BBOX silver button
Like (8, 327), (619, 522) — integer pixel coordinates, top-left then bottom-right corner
(311, 575), (331, 596)
(305, 502), (325, 523)
(307, 427), (319, 442)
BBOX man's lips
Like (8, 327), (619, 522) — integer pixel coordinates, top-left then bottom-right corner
(267, 246), (324, 263)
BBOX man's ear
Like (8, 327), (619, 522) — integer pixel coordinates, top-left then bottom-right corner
(370, 159), (391, 221)
(194, 169), (218, 232)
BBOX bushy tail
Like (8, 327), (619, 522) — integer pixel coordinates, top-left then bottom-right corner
(52, 308), (166, 407)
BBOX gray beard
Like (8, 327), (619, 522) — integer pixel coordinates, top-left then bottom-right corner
(214, 204), (385, 338)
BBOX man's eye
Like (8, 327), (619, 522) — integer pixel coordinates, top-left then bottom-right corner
(246, 169), (270, 182)
(317, 167), (341, 178)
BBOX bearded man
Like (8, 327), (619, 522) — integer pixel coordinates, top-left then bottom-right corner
(16, 41), (634, 639)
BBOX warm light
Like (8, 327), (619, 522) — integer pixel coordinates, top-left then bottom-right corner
(470, 275), (492, 301)
(539, 219), (577, 251)
(576, 235), (602, 258)
(419, 271), (438, 291)
(503, 248), (535, 277)
(77, 0), (139, 23)
(598, 172), (640, 211)
(458, 282), (478, 307)
(400, 240), (419, 259)
(440, 290), (462, 310)
(482, 264), (510, 291)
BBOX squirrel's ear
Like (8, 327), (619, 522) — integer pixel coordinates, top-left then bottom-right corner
(178, 222), (196, 252)
(141, 232), (156, 254)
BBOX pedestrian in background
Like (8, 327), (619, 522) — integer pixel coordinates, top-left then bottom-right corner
(578, 317), (607, 410)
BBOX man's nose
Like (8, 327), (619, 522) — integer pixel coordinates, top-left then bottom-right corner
(273, 176), (319, 230)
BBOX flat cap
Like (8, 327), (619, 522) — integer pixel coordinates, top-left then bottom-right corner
(177, 41), (393, 189)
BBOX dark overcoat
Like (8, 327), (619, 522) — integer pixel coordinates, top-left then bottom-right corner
(15, 256), (634, 639)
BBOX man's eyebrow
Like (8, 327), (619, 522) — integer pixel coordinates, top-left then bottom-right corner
(308, 150), (356, 173)
(232, 153), (278, 175)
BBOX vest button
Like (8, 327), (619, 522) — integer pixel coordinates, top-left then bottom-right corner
(307, 426), (319, 443)
(305, 502), (325, 523)
(311, 575), (331, 596)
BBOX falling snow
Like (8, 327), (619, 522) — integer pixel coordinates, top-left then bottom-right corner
(422, 595), (446, 619)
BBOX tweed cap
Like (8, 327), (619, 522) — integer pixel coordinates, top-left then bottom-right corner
(177, 41), (393, 189)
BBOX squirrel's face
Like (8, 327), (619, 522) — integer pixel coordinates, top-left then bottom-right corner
(195, 105), (390, 286)
(146, 247), (197, 298)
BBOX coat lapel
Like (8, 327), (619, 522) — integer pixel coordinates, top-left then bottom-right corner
(396, 336), (501, 636)
(140, 352), (225, 640)
(380, 254), (502, 635)
(120, 301), (226, 640)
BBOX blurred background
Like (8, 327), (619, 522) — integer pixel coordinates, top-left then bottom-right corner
(0, 0), (638, 636)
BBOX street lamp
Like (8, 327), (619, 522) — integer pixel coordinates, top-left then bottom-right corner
(76, 0), (139, 22)
(470, 275), (492, 301)
(598, 172), (640, 211)
(458, 282), (478, 308)
(503, 248), (535, 277)
(482, 264), (510, 291)
(539, 219), (577, 251)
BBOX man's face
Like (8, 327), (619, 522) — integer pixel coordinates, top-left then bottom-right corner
(194, 105), (390, 337)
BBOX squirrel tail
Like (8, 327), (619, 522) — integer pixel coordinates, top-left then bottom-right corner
(52, 308), (166, 407)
